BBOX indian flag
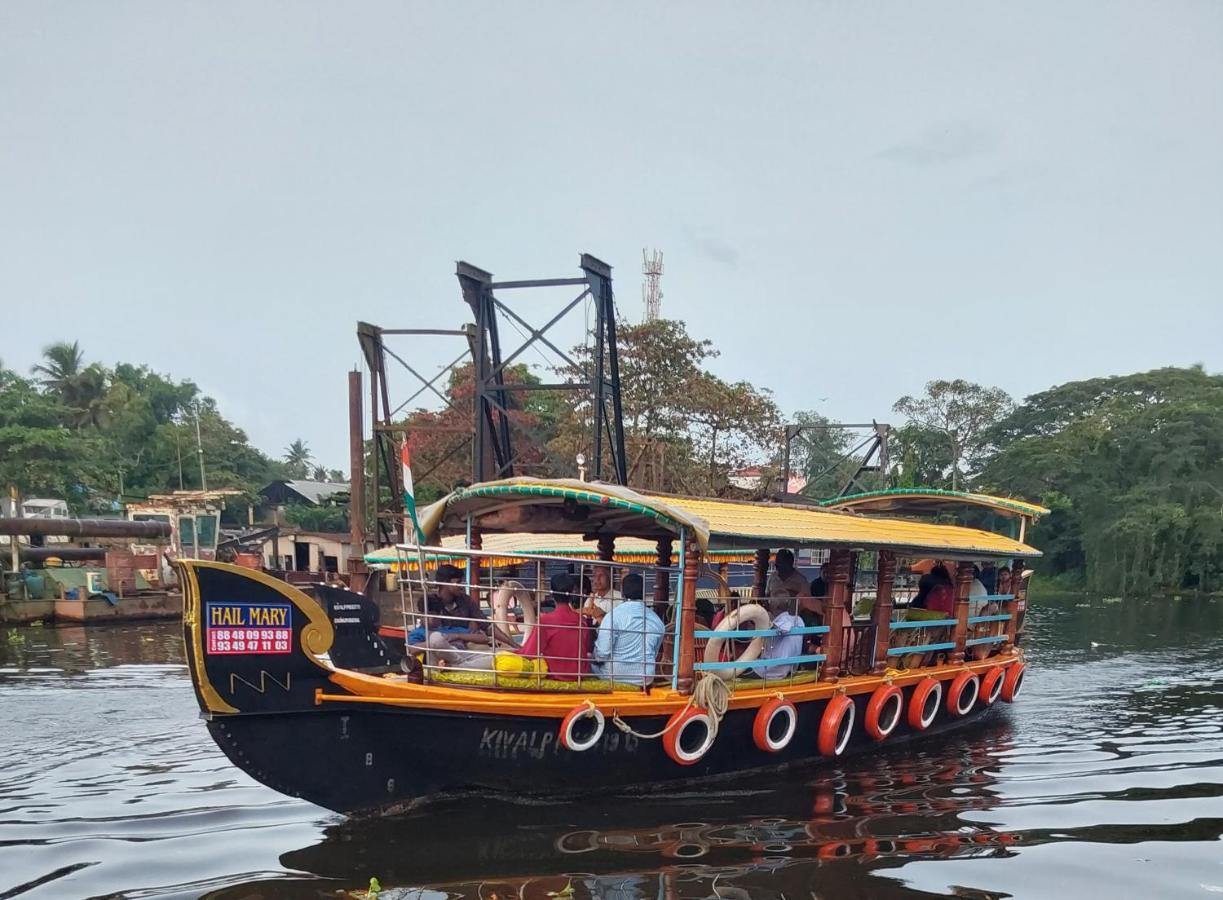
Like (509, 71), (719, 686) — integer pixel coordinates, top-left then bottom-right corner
(401, 441), (422, 544)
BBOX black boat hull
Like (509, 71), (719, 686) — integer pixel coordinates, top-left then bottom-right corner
(207, 686), (1001, 815)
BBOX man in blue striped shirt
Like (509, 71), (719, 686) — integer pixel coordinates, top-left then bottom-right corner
(592, 573), (665, 686)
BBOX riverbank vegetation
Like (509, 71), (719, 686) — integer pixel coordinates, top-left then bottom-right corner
(2, 331), (1219, 596)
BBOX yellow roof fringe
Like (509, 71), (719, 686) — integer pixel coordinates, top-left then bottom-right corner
(414, 477), (1041, 560)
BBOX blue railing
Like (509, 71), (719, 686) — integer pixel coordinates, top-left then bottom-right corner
(968, 613), (1012, 624)
(966, 635), (1009, 647)
(887, 641), (955, 656)
(889, 618), (957, 630)
(695, 653), (827, 672)
(694, 625), (830, 639)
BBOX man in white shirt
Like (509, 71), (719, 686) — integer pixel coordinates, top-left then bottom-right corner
(756, 595), (805, 680)
(766, 548), (810, 600)
(582, 565), (624, 621)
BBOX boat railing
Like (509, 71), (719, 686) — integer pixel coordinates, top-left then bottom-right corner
(887, 616), (958, 663)
(692, 623), (829, 680)
(839, 622), (877, 675)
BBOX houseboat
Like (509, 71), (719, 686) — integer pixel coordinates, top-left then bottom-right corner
(177, 477), (1040, 816)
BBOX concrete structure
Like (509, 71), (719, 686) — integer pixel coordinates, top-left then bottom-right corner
(260, 529), (353, 575)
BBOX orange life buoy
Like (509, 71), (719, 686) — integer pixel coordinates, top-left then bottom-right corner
(559, 703), (605, 751)
(663, 706), (715, 765)
(753, 697), (797, 752)
(864, 684), (904, 741)
(1000, 663), (1025, 702)
(946, 671), (980, 716)
(908, 677), (942, 730)
(980, 666), (1006, 705)
(817, 695), (855, 756)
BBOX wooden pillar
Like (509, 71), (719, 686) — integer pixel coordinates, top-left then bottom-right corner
(753, 548), (770, 598)
(950, 560), (974, 664)
(653, 538), (672, 616)
(870, 550), (896, 674)
(1007, 558), (1028, 649)
(469, 527), (483, 603)
(597, 535), (615, 561)
(676, 539), (700, 694)
(820, 548), (851, 681)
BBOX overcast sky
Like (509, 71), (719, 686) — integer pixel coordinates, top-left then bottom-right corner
(3, 1), (1221, 473)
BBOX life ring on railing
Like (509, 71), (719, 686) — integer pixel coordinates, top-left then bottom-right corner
(753, 697), (797, 752)
(492, 580), (538, 640)
(559, 703), (605, 751)
(908, 678), (942, 731)
(663, 706), (716, 765)
(980, 666), (1006, 705)
(818, 695), (856, 757)
(1000, 663), (1025, 702)
(702, 604), (772, 682)
(864, 684), (904, 741)
(946, 671), (980, 717)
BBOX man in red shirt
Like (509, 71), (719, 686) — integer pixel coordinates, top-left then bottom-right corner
(517, 573), (592, 680)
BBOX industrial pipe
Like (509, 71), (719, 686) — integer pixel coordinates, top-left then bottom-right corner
(0, 518), (171, 538)
(19, 546), (107, 562)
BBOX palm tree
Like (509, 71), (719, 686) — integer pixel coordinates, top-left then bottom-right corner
(32, 341), (85, 396)
(32, 341), (110, 428)
(284, 439), (312, 478)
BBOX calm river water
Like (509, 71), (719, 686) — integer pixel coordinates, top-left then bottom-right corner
(2, 596), (1221, 899)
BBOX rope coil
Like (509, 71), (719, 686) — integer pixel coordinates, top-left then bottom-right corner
(611, 673), (731, 741)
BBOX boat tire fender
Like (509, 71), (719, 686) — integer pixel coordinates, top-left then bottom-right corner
(865, 685), (904, 741)
(980, 666), (1006, 705)
(559, 703), (605, 752)
(946, 671), (980, 717)
(753, 697), (798, 752)
(1001, 663), (1025, 703)
(663, 707), (716, 765)
(818, 695), (856, 757)
(908, 678), (942, 731)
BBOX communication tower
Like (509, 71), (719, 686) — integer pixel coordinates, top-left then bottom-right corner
(642, 248), (663, 321)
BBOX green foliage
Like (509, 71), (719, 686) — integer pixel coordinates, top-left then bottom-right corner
(282, 503), (349, 533)
(894, 379), (1013, 490)
(788, 411), (853, 498)
(284, 439), (313, 479)
(0, 344), (286, 513)
(981, 367), (1223, 596)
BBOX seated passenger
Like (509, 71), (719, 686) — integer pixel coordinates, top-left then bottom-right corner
(411, 564), (513, 671)
(516, 573), (593, 681)
(755, 595), (805, 680)
(592, 573), (665, 686)
(925, 566), (956, 614)
(766, 548), (810, 599)
(580, 566), (623, 621)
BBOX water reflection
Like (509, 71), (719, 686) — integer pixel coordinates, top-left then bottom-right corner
(2, 596), (1222, 899)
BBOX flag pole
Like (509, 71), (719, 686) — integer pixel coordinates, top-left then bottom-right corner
(401, 441), (434, 672)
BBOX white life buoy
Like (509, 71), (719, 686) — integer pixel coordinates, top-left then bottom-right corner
(559, 703), (605, 752)
(492, 580), (538, 640)
(702, 603), (772, 682)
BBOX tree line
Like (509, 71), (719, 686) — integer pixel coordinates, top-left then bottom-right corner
(0, 342), (335, 525)
(3, 333), (1220, 597)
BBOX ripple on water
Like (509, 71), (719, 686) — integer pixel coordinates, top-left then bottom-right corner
(1, 602), (1222, 899)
